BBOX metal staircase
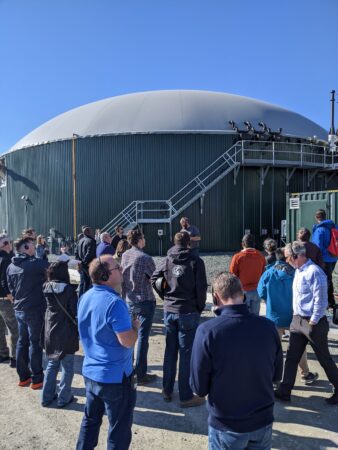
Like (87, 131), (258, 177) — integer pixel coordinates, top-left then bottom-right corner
(101, 139), (336, 236)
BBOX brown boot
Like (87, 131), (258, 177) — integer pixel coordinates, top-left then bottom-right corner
(180, 395), (205, 408)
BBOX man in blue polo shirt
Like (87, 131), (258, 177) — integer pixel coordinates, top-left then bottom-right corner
(76, 255), (139, 450)
(190, 272), (283, 450)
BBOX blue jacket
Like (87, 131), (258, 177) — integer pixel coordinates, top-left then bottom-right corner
(7, 254), (48, 312)
(96, 241), (115, 257)
(190, 304), (283, 433)
(257, 261), (294, 328)
(312, 219), (337, 263)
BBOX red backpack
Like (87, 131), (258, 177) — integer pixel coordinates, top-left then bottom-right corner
(328, 226), (338, 257)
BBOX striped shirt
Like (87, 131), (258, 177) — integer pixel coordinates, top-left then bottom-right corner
(293, 259), (328, 324)
(121, 246), (156, 304)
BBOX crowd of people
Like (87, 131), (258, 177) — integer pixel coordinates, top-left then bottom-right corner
(0, 211), (337, 449)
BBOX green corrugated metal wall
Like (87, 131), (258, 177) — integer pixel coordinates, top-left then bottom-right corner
(0, 134), (337, 254)
(286, 190), (338, 242)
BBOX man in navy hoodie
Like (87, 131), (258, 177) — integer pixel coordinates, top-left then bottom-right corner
(190, 272), (283, 450)
(312, 209), (337, 308)
(7, 237), (48, 388)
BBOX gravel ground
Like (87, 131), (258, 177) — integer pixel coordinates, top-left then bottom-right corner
(154, 252), (233, 292)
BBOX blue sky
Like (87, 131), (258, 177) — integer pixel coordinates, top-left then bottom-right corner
(0, 0), (337, 152)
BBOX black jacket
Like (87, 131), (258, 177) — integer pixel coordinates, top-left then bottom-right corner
(151, 245), (208, 314)
(191, 304), (283, 433)
(7, 254), (48, 312)
(0, 250), (13, 297)
(75, 235), (96, 269)
(43, 281), (79, 360)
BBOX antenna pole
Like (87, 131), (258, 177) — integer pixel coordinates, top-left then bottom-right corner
(330, 90), (336, 135)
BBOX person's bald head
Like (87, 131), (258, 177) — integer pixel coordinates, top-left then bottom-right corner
(100, 232), (112, 244)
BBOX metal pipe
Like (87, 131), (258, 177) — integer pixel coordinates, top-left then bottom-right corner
(24, 201), (28, 228)
(72, 134), (78, 240)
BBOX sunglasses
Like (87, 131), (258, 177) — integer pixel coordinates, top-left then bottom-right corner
(1, 241), (9, 246)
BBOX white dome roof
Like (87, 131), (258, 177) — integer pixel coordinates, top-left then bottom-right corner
(10, 90), (327, 151)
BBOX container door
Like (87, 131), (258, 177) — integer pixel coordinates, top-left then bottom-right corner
(300, 200), (328, 236)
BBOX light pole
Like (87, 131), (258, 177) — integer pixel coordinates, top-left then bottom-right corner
(21, 195), (29, 228)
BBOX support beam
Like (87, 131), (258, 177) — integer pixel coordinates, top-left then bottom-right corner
(260, 166), (270, 186)
(307, 169), (319, 187)
(233, 165), (240, 185)
(286, 167), (296, 187)
(325, 172), (336, 189)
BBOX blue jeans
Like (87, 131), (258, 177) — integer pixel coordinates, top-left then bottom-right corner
(208, 424), (272, 450)
(41, 354), (75, 406)
(15, 310), (44, 383)
(163, 311), (200, 401)
(76, 375), (137, 450)
(245, 290), (261, 315)
(128, 301), (155, 379)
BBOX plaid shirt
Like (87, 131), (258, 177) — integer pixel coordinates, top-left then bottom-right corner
(121, 247), (156, 304)
(293, 259), (328, 324)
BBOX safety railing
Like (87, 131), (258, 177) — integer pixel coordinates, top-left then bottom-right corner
(240, 140), (338, 168)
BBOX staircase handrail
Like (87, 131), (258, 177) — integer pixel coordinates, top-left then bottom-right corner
(169, 141), (243, 213)
(100, 201), (138, 233)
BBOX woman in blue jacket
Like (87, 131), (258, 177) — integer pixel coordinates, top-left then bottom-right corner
(258, 249), (318, 385)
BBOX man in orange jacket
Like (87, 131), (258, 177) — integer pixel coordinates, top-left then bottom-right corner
(229, 233), (266, 315)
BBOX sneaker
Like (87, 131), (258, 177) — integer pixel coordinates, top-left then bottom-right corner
(282, 332), (289, 341)
(302, 372), (319, 385)
(274, 388), (291, 402)
(325, 392), (338, 405)
(0, 355), (10, 363)
(31, 382), (43, 390)
(180, 395), (205, 408)
(137, 374), (157, 385)
(57, 395), (75, 408)
(18, 378), (32, 387)
(9, 358), (16, 368)
(162, 390), (172, 402)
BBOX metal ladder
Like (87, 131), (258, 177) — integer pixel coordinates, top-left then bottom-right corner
(100, 140), (243, 235)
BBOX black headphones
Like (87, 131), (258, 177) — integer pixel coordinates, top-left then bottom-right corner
(98, 257), (110, 282)
(289, 247), (298, 260)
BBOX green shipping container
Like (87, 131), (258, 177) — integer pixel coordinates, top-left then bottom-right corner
(286, 190), (338, 242)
